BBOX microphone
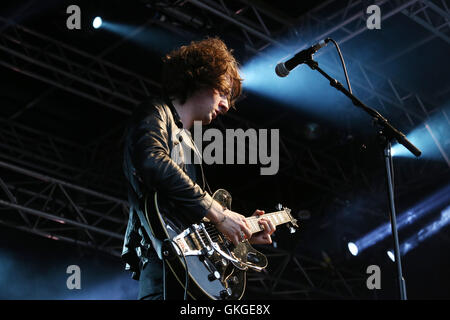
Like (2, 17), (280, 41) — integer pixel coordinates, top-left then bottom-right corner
(275, 38), (330, 77)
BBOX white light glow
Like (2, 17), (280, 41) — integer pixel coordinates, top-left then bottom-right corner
(93, 17), (102, 29)
(348, 242), (359, 256)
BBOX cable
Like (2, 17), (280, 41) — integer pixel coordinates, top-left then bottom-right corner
(142, 195), (181, 300)
(162, 257), (167, 300)
(327, 38), (398, 188)
(170, 239), (189, 300)
(161, 239), (189, 300)
(327, 38), (353, 94)
(326, 38), (385, 121)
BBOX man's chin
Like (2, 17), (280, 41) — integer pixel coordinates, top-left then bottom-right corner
(202, 117), (213, 125)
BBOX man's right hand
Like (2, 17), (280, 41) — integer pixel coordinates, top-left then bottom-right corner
(206, 200), (252, 245)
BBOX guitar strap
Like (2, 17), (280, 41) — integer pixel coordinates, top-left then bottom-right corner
(128, 187), (164, 261)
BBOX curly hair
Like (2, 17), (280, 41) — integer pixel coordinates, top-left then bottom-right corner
(162, 37), (243, 108)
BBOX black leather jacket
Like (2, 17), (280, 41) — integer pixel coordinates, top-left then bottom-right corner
(121, 97), (214, 279)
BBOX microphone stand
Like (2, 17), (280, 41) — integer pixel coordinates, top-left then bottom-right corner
(304, 56), (421, 300)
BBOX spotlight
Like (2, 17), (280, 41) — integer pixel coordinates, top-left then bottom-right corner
(93, 16), (103, 29)
(348, 242), (358, 256)
(350, 184), (450, 255)
(387, 250), (395, 262)
(391, 108), (450, 161)
(387, 205), (450, 258)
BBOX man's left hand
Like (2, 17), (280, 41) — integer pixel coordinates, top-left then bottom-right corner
(248, 209), (276, 245)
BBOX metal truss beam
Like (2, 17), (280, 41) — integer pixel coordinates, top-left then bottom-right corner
(185, 0), (291, 51)
(246, 246), (369, 299)
(0, 160), (128, 257)
(401, 0), (450, 45)
(312, 0), (420, 46)
(186, 0), (442, 126)
(292, 0), (445, 125)
(376, 33), (438, 66)
(0, 117), (125, 196)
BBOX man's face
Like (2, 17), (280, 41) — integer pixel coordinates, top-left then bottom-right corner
(191, 87), (230, 124)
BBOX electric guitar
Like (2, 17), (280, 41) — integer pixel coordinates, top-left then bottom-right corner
(143, 188), (298, 300)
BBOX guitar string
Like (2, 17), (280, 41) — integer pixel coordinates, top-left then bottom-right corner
(246, 211), (288, 223)
(246, 211), (289, 232)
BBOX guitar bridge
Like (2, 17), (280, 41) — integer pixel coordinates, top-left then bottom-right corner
(172, 223), (215, 256)
(171, 223), (265, 272)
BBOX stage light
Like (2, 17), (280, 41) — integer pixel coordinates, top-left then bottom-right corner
(391, 125), (432, 159)
(387, 205), (450, 258)
(387, 250), (395, 262)
(94, 21), (184, 54)
(93, 16), (103, 29)
(348, 242), (358, 256)
(392, 105), (450, 162)
(349, 184), (450, 255)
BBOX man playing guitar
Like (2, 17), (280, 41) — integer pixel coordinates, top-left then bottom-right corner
(121, 37), (276, 300)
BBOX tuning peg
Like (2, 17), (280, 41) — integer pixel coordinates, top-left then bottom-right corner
(276, 203), (283, 210)
(286, 225), (296, 234)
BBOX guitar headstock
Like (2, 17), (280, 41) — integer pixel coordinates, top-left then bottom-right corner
(284, 207), (299, 233)
(277, 204), (299, 233)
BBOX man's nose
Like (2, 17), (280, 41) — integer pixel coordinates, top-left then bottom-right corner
(218, 99), (230, 114)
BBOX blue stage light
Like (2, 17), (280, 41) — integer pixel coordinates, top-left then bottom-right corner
(93, 21), (184, 54)
(392, 105), (450, 162)
(240, 42), (359, 127)
(93, 17), (103, 29)
(347, 242), (359, 256)
(349, 184), (450, 255)
(387, 250), (395, 262)
(386, 205), (450, 260)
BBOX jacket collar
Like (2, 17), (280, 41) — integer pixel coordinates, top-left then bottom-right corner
(164, 96), (183, 129)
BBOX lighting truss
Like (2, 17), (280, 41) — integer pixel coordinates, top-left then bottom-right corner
(0, 160), (128, 258)
(0, 16), (160, 115)
(246, 246), (370, 299)
(185, 0), (445, 128)
(0, 118), (125, 196)
(401, 0), (450, 45)
(0, 15), (374, 198)
(182, 0), (450, 196)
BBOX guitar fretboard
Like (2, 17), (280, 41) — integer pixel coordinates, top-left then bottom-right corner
(245, 210), (291, 234)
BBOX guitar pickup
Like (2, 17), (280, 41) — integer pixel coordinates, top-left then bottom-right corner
(247, 252), (261, 264)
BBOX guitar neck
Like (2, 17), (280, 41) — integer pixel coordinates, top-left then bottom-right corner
(245, 210), (291, 234)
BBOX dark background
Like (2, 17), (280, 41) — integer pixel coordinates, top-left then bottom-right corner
(0, 0), (449, 300)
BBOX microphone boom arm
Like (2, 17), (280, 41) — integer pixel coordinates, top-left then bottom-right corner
(304, 58), (421, 157)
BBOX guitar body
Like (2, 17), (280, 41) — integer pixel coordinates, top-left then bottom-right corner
(143, 189), (296, 300)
